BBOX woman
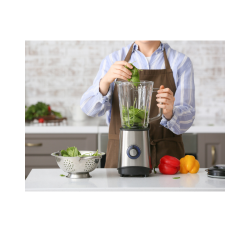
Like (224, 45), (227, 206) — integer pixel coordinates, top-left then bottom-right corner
(80, 41), (195, 168)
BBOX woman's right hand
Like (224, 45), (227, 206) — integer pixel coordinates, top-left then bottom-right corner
(99, 61), (133, 95)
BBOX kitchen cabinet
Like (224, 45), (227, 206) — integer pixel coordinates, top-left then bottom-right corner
(197, 133), (225, 168)
(25, 134), (97, 179)
(182, 133), (197, 156)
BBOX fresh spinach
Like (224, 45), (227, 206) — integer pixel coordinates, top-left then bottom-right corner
(59, 147), (101, 157)
(121, 98), (148, 128)
(124, 63), (142, 87)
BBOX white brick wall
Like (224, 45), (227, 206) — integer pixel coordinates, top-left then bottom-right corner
(25, 41), (225, 125)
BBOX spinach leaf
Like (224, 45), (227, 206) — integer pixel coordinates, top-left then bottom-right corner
(124, 63), (142, 87)
(60, 147), (101, 157)
(122, 105), (148, 128)
(66, 146), (80, 157)
(60, 150), (68, 155)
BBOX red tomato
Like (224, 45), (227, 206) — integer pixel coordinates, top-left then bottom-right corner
(38, 118), (44, 123)
(158, 163), (180, 175)
(160, 155), (180, 168)
(48, 105), (51, 112)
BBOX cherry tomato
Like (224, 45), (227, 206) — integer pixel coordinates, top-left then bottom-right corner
(38, 118), (44, 123)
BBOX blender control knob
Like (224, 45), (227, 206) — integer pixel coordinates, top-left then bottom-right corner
(127, 145), (141, 159)
(130, 149), (137, 157)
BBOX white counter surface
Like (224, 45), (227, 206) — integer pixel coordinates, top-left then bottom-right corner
(25, 169), (225, 191)
(25, 118), (225, 134)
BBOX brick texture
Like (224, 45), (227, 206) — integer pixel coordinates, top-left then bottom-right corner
(25, 41), (225, 125)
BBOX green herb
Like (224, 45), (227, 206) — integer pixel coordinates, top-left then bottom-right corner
(60, 174), (65, 177)
(51, 110), (62, 118)
(25, 102), (62, 121)
(124, 62), (143, 87)
(173, 177), (180, 179)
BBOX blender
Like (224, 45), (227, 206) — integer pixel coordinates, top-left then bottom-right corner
(116, 80), (162, 177)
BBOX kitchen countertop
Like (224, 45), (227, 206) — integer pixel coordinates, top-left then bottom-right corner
(25, 118), (225, 134)
(25, 169), (225, 191)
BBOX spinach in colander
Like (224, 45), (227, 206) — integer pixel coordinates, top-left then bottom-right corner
(59, 146), (101, 157)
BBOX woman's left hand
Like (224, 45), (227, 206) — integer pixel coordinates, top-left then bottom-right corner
(156, 85), (175, 120)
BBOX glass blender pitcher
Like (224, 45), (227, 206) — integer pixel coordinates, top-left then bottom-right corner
(116, 80), (162, 128)
(116, 80), (162, 177)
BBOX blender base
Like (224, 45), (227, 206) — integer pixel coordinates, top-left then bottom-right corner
(118, 167), (151, 177)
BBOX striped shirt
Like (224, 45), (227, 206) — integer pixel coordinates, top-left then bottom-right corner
(80, 42), (195, 135)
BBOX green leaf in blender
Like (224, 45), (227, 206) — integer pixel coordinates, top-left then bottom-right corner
(121, 97), (148, 128)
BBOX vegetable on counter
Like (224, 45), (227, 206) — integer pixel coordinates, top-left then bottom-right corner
(157, 155), (180, 175)
(179, 155), (200, 174)
(124, 62), (142, 86)
(59, 146), (101, 157)
(25, 102), (62, 121)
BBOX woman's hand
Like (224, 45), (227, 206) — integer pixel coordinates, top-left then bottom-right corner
(99, 61), (133, 95)
(156, 85), (175, 120)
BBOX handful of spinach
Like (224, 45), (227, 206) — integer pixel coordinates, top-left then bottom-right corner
(124, 63), (142, 87)
(59, 146), (101, 157)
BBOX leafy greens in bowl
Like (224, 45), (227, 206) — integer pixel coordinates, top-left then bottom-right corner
(59, 146), (102, 157)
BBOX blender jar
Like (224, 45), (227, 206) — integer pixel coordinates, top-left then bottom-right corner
(116, 80), (162, 128)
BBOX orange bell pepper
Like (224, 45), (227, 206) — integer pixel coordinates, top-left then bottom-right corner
(179, 155), (200, 174)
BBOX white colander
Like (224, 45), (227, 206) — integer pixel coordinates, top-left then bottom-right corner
(51, 150), (105, 178)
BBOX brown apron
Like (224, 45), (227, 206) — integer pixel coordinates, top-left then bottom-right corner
(105, 42), (185, 168)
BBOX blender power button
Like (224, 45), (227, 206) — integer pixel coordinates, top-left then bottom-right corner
(127, 145), (141, 159)
(130, 149), (137, 157)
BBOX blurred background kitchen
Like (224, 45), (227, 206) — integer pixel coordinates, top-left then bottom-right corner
(25, 41), (225, 178)
(25, 41), (225, 125)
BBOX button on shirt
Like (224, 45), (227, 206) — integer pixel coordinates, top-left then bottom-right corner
(80, 42), (195, 135)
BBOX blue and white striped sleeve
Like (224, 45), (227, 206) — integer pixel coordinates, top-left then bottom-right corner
(80, 56), (113, 117)
(160, 57), (195, 135)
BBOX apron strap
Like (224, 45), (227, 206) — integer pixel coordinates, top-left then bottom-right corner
(124, 42), (135, 62)
(109, 134), (119, 140)
(163, 47), (171, 70)
(150, 137), (183, 167)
